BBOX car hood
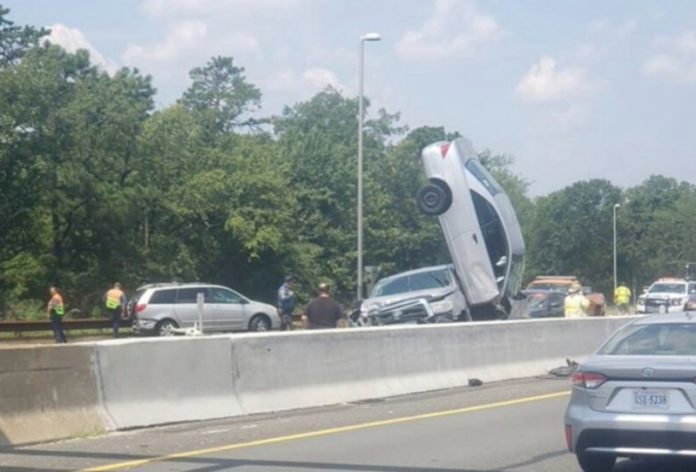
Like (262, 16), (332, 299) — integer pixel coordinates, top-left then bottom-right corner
(640, 292), (685, 299)
(362, 287), (455, 311)
(248, 301), (277, 314)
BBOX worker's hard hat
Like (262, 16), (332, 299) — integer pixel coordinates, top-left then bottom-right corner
(568, 284), (582, 294)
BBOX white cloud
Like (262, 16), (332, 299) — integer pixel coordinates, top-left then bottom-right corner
(141, 0), (302, 17)
(642, 30), (696, 84)
(46, 24), (118, 74)
(515, 56), (598, 103)
(302, 68), (347, 92)
(395, 0), (502, 60)
(123, 20), (208, 65)
(264, 69), (298, 92)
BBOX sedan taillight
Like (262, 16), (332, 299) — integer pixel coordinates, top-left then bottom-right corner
(572, 372), (607, 389)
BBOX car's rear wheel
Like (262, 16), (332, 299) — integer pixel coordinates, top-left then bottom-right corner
(416, 180), (452, 216)
(249, 314), (272, 332)
(155, 319), (178, 337)
(577, 451), (616, 472)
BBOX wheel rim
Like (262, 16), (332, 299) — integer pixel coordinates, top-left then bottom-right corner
(254, 318), (270, 331)
(159, 322), (174, 336)
(422, 190), (440, 209)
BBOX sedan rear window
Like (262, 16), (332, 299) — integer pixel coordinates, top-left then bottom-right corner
(599, 323), (696, 356)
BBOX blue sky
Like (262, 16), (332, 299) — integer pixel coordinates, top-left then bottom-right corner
(6, 0), (696, 195)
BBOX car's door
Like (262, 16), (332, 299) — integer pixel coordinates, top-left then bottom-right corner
(174, 287), (212, 329)
(208, 287), (247, 331)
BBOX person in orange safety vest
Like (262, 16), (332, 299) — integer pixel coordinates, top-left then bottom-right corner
(104, 282), (127, 338)
(48, 285), (67, 343)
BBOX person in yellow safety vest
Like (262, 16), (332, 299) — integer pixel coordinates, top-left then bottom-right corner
(47, 285), (67, 343)
(614, 282), (632, 315)
(104, 282), (127, 338)
(565, 283), (590, 318)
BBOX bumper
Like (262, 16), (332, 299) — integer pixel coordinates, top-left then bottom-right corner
(566, 402), (696, 457)
(131, 318), (157, 335)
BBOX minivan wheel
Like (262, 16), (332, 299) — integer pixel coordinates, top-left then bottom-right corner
(416, 180), (452, 216)
(577, 451), (616, 472)
(155, 319), (178, 337)
(249, 314), (271, 332)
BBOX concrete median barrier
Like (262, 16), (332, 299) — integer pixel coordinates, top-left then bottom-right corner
(95, 336), (244, 430)
(0, 316), (637, 446)
(0, 345), (106, 446)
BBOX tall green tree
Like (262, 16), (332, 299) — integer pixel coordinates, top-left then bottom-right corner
(179, 56), (262, 135)
(526, 179), (621, 294)
(0, 4), (47, 67)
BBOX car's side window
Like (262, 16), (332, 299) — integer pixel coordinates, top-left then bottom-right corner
(149, 289), (176, 304)
(176, 287), (209, 304)
(210, 288), (243, 304)
(689, 284), (696, 295)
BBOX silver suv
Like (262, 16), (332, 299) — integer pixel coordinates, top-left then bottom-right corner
(358, 265), (468, 325)
(130, 283), (281, 336)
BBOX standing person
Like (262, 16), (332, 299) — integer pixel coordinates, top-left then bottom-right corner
(104, 282), (127, 338)
(277, 276), (296, 331)
(614, 282), (632, 315)
(303, 283), (343, 329)
(564, 283), (590, 318)
(47, 286), (67, 344)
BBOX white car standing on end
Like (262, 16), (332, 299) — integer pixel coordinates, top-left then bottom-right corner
(417, 137), (525, 315)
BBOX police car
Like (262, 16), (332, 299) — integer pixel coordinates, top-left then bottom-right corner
(636, 278), (696, 314)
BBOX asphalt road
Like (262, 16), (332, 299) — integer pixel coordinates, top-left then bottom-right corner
(2, 376), (695, 472)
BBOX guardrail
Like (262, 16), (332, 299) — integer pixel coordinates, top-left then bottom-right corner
(0, 318), (132, 333)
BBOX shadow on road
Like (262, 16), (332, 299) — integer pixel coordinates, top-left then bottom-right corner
(499, 449), (570, 469)
(2, 447), (488, 471)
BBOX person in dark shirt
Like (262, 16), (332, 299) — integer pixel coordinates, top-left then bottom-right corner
(303, 282), (343, 329)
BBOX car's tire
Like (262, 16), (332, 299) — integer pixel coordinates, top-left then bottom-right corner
(416, 180), (452, 216)
(249, 314), (272, 332)
(577, 451), (616, 472)
(155, 319), (178, 337)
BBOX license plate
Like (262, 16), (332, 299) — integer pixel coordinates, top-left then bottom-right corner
(633, 390), (669, 409)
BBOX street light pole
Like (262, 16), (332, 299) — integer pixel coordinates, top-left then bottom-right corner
(613, 203), (620, 293)
(357, 32), (381, 301)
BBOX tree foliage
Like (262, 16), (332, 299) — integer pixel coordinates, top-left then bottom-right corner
(1, 6), (695, 316)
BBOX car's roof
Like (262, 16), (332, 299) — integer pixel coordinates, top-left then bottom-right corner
(528, 278), (575, 285)
(377, 264), (454, 282)
(633, 312), (696, 325)
(137, 282), (226, 291)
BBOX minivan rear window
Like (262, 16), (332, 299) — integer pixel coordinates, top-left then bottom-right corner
(149, 289), (176, 304)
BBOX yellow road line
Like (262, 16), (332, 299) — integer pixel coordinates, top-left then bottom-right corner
(82, 390), (570, 471)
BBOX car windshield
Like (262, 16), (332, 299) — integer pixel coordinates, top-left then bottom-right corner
(599, 323), (696, 356)
(649, 283), (686, 294)
(370, 268), (452, 297)
(527, 292), (550, 308)
(465, 159), (503, 196)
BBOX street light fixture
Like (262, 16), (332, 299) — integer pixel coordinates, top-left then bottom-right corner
(613, 203), (620, 293)
(357, 32), (381, 300)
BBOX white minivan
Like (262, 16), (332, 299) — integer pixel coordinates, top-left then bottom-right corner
(416, 137), (525, 313)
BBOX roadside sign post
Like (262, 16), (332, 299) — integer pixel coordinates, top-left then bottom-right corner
(197, 292), (204, 334)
